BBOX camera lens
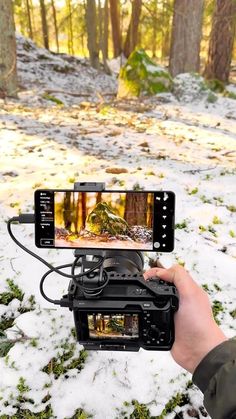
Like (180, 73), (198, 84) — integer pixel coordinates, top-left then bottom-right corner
(97, 251), (144, 275)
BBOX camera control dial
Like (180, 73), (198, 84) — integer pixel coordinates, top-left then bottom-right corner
(147, 325), (161, 340)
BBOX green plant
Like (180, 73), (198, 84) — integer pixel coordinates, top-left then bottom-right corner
(159, 392), (190, 418)
(227, 205), (236, 213)
(42, 344), (88, 378)
(212, 216), (223, 225)
(229, 230), (235, 238)
(69, 408), (93, 419)
(212, 300), (224, 325)
(200, 195), (211, 204)
(42, 93), (64, 105)
(0, 279), (24, 304)
(130, 400), (152, 419)
(175, 220), (187, 229)
(230, 310), (236, 319)
(188, 187), (198, 195)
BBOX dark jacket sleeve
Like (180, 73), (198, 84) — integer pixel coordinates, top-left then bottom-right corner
(192, 338), (236, 419)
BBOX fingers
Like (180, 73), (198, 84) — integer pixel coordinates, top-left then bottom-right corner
(144, 264), (196, 296)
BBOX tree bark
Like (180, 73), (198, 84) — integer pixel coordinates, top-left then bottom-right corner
(25, 0), (33, 39)
(169, 0), (204, 77)
(124, 193), (147, 226)
(51, 0), (59, 53)
(204, 0), (236, 83)
(0, 0), (18, 98)
(66, 0), (74, 55)
(86, 0), (100, 69)
(39, 0), (49, 50)
(123, 0), (142, 58)
(109, 0), (122, 57)
(98, 0), (111, 74)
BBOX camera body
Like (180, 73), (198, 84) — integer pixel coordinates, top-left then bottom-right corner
(61, 252), (179, 351)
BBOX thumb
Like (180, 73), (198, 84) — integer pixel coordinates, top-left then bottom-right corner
(144, 265), (195, 297)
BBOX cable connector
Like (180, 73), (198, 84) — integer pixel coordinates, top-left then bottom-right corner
(9, 214), (35, 224)
(18, 214), (35, 224)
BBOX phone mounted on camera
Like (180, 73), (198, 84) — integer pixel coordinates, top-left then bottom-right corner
(8, 182), (178, 352)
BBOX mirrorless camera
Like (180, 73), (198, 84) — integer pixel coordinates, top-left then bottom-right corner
(60, 250), (179, 351)
(9, 183), (178, 351)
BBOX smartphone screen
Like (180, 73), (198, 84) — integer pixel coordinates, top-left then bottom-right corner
(34, 190), (175, 252)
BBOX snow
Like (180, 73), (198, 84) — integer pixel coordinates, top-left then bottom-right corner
(0, 35), (236, 418)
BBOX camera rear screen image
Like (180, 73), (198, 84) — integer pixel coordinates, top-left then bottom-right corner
(88, 313), (139, 339)
(55, 191), (154, 250)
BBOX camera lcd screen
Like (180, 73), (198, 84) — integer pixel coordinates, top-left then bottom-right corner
(87, 313), (139, 340)
(35, 190), (175, 251)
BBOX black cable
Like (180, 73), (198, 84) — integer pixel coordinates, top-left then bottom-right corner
(8, 216), (108, 304)
(7, 217), (104, 280)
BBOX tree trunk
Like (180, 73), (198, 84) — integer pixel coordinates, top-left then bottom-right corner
(51, 0), (59, 53)
(64, 192), (72, 230)
(39, 0), (49, 50)
(66, 0), (74, 55)
(109, 0), (122, 57)
(98, 0), (111, 74)
(0, 0), (18, 98)
(204, 0), (236, 83)
(152, 0), (158, 58)
(86, 0), (100, 69)
(25, 0), (33, 39)
(123, 0), (142, 58)
(169, 0), (204, 77)
(124, 193), (147, 226)
(104, 0), (109, 59)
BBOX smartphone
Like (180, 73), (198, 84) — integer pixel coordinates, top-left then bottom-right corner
(34, 190), (175, 252)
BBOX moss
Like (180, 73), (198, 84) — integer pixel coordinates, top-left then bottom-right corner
(212, 216), (223, 225)
(206, 79), (225, 93)
(130, 400), (152, 419)
(206, 92), (218, 103)
(188, 187), (198, 195)
(213, 283), (222, 292)
(227, 205), (236, 213)
(0, 405), (54, 418)
(0, 279), (24, 304)
(202, 284), (210, 293)
(42, 345), (88, 379)
(175, 220), (187, 229)
(212, 300), (224, 325)
(159, 393), (190, 418)
(118, 49), (172, 98)
(200, 195), (211, 204)
(69, 408), (93, 419)
(230, 310), (236, 319)
(17, 377), (30, 393)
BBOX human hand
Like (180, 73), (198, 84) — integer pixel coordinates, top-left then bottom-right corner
(144, 264), (228, 374)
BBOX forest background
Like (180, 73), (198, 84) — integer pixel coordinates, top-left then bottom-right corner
(1, 0), (236, 97)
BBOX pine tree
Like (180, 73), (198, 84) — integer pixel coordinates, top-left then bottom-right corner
(123, 0), (142, 58)
(204, 0), (236, 83)
(0, 0), (18, 98)
(169, 0), (204, 77)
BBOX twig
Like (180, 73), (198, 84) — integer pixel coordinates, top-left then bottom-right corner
(44, 89), (116, 98)
(183, 166), (217, 174)
(222, 150), (236, 156)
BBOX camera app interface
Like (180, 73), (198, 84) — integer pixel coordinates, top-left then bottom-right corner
(54, 191), (154, 250)
(35, 190), (175, 251)
(88, 313), (139, 339)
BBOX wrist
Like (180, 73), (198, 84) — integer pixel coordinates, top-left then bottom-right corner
(190, 331), (228, 374)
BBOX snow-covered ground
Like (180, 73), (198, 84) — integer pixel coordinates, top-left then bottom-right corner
(0, 36), (236, 418)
